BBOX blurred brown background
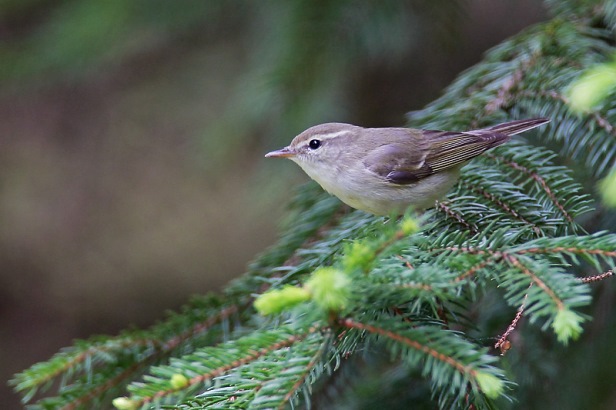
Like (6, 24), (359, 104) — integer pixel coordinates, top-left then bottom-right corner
(0, 1), (545, 407)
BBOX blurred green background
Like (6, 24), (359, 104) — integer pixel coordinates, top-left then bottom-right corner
(0, 1), (545, 407)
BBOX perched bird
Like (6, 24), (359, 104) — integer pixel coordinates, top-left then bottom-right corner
(266, 118), (550, 215)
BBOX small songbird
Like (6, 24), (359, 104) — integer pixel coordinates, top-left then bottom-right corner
(265, 118), (550, 215)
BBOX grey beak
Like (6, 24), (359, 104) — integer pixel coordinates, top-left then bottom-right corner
(265, 147), (295, 158)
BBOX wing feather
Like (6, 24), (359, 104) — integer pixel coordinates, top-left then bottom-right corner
(362, 118), (548, 185)
(363, 128), (508, 185)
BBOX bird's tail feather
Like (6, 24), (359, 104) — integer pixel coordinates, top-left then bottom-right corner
(480, 118), (550, 136)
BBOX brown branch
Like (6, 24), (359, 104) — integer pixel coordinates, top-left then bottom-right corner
(435, 247), (566, 309)
(460, 181), (542, 235)
(138, 326), (323, 407)
(436, 201), (478, 233)
(59, 304), (239, 410)
(453, 257), (496, 283)
(438, 245), (616, 259)
(494, 285), (532, 355)
(61, 362), (148, 410)
(339, 318), (474, 376)
(485, 153), (574, 223)
(34, 338), (153, 395)
(579, 268), (614, 283)
(517, 247), (616, 257)
(438, 246), (497, 256)
(396, 255), (414, 270)
(397, 282), (434, 291)
(279, 333), (330, 409)
(162, 305), (239, 351)
(503, 254), (564, 310)
(480, 55), (615, 139)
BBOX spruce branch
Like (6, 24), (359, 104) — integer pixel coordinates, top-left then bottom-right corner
(11, 1), (616, 409)
(337, 318), (506, 400)
(484, 152), (576, 224)
(11, 297), (240, 409)
(119, 326), (326, 409)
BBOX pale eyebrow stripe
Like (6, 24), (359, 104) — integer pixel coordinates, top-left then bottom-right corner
(314, 130), (352, 141)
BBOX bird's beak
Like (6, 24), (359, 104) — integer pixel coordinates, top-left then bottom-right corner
(265, 146), (295, 158)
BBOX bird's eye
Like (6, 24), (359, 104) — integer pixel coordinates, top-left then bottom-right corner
(308, 139), (321, 150)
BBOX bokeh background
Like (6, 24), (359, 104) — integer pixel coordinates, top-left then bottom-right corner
(0, 1), (546, 407)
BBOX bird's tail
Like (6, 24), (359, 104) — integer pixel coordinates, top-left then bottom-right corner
(478, 118), (550, 136)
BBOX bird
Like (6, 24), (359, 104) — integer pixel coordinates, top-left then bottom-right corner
(265, 118), (550, 215)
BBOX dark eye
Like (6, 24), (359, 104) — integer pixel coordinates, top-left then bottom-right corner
(309, 139), (321, 150)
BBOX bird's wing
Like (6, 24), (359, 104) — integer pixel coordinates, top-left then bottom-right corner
(363, 129), (509, 185)
(362, 141), (432, 184)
